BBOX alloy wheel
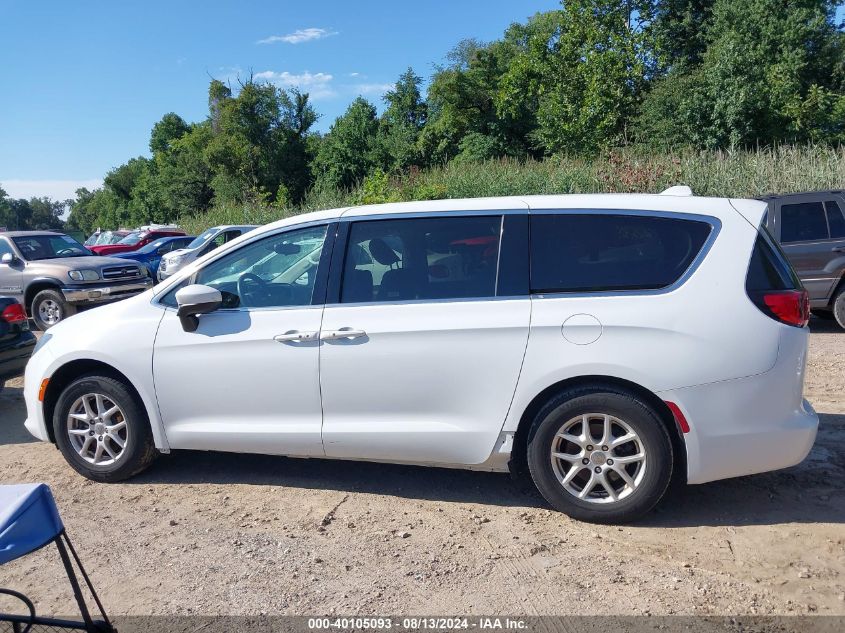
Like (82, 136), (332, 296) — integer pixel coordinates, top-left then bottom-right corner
(66, 393), (129, 465)
(550, 413), (647, 504)
(38, 299), (62, 325)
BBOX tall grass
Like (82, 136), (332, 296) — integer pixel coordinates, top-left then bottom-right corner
(178, 145), (845, 234)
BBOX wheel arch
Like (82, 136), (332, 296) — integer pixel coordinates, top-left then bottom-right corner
(509, 375), (687, 485)
(24, 279), (65, 314)
(42, 359), (149, 445)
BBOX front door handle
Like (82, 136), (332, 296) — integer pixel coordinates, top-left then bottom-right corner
(320, 327), (367, 341)
(274, 331), (318, 343)
(833, 246), (845, 253)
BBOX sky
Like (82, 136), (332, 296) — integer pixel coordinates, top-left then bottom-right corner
(0, 0), (560, 201)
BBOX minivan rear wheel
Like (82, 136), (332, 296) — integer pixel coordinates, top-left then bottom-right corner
(527, 387), (673, 524)
(53, 374), (157, 482)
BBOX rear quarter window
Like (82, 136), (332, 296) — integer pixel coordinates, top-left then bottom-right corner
(529, 213), (713, 293)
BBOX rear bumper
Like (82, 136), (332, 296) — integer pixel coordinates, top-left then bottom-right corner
(0, 332), (36, 381)
(62, 279), (153, 305)
(659, 326), (818, 485)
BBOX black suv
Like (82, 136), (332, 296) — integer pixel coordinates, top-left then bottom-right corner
(0, 296), (36, 393)
(760, 191), (845, 328)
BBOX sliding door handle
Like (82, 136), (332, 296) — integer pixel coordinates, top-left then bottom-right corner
(320, 327), (367, 341)
(274, 331), (318, 343)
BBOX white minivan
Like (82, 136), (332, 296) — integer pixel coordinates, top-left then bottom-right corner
(23, 191), (819, 523)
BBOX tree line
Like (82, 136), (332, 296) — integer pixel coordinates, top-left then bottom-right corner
(47, 0), (845, 233)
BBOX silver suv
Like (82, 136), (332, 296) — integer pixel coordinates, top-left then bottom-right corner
(760, 191), (845, 328)
(0, 231), (153, 330)
(157, 225), (257, 282)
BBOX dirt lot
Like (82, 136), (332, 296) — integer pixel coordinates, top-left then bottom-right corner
(0, 320), (843, 617)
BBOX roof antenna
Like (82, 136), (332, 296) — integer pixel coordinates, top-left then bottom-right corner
(660, 185), (693, 196)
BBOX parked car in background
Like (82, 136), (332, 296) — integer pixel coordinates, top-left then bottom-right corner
(86, 230), (131, 247)
(0, 231), (153, 330)
(90, 225), (185, 256)
(110, 235), (195, 280)
(760, 191), (845, 328)
(157, 225), (257, 282)
(0, 296), (35, 393)
(23, 192), (817, 523)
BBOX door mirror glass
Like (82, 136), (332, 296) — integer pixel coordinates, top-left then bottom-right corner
(175, 284), (223, 332)
(0, 252), (15, 265)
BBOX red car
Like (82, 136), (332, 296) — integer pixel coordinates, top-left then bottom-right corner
(90, 227), (186, 256)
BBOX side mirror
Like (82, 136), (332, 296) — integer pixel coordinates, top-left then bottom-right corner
(175, 284), (223, 332)
(0, 253), (15, 265)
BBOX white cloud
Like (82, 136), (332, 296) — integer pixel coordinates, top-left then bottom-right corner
(257, 28), (337, 45)
(353, 82), (394, 97)
(254, 71), (336, 99)
(1, 179), (103, 201)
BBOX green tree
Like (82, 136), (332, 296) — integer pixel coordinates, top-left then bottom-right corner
(636, 0), (845, 148)
(150, 113), (191, 154)
(312, 97), (380, 190)
(377, 67), (428, 172)
(497, 1), (656, 154)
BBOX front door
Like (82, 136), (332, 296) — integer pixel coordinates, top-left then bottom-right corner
(319, 214), (531, 466)
(153, 223), (333, 457)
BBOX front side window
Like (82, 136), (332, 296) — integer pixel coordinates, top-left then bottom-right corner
(191, 225), (328, 309)
(825, 200), (845, 239)
(780, 202), (829, 243)
(0, 238), (13, 258)
(529, 213), (713, 293)
(341, 216), (501, 303)
(12, 234), (90, 260)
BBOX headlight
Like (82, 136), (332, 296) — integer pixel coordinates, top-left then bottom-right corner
(68, 269), (100, 281)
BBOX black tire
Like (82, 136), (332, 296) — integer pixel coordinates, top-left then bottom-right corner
(53, 374), (157, 482)
(833, 287), (845, 330)
(527, 386), (674, 524)
(810, 309), (834, 321)
(30, 288), (76, 331)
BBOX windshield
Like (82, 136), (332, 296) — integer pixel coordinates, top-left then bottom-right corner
(138, 238), (169, 254)
(13, 234), (91, 260)
(118, 231), (143, 245)
(84, 232), (100, 246)
(187, 229), (217, 249)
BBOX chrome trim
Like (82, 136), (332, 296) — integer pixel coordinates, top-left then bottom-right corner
(323, 295), (527, 309)
(528, 209), (722, 299)
(339, 208), (528, 222)
(63, 279), (153, 304)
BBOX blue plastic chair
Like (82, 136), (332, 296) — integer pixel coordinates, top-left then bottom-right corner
(0, 483), (113, 632)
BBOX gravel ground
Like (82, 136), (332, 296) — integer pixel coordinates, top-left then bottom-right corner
(0, 318), (843, 617)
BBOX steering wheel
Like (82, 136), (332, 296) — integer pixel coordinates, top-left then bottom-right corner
(56, 248), (77, 256)
(237, 272), (268, 307)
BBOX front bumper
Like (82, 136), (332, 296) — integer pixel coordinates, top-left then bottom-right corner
(62, 278), (153, 305)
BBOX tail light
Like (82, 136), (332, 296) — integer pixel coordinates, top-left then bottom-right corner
(1, 303), (27, 324)
(759, 289), (810, 328)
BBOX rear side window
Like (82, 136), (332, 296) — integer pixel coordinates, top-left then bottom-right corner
(341, 216), (501, 303)
(825, 200), (845, 239)
(529, 213), (712, 293)
(746, 228), (801, 292)
(780, 202), (828, 242)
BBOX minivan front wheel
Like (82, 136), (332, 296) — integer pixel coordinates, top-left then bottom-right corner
(54, 374), (157, 482)
(527, 388), (673, 524)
